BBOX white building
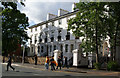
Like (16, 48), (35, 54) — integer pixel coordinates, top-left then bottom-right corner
(26, 3), (120, 67)
(26, 3), (89, 67)
(27, 3), (78, 56)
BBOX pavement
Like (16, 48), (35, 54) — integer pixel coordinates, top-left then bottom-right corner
(2, 62), (120, 77)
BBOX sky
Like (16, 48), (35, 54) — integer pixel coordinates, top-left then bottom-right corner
(17, 1), (78, 26)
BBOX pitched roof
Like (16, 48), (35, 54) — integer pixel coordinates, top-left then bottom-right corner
(29, 10), (79, 29)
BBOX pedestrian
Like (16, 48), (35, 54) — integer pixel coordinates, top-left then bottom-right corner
(63, 56), (69, 69)
(34, 55), (37, 65)
(45, 56), (49, 69)
(56, 56), (62, 70)
(7, 54), (15, 71)
(50, 56), (55, 71)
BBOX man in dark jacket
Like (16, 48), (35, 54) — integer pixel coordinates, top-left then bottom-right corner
(7, 54), (15, 71)
(56, 56), (62, 70)
(34, 55), (37, 65)
(50, 56), (55, 71)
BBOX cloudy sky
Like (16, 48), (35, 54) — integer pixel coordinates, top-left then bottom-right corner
(17, 1), (79, 26)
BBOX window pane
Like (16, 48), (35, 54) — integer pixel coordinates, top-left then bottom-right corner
(65, 44), (68, 52)
(71, 44), (74, 52)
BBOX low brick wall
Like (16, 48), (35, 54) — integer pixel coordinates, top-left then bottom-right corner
(3, 56), (22, 63)
(25, 56), (46, 65)
(2, 56), (46, 65)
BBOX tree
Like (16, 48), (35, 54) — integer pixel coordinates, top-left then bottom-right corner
(105, 2), (120, 61)
(1, 2), (29, 56)
(68, 2), (120, 63)
(68, 2), (108, 63)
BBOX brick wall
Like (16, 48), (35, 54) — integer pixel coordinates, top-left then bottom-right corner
(2, 56), (47, 65)
(25, 57), (46, 65)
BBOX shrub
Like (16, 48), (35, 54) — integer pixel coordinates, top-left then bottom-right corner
(94, 63), (101, 70)
(107, 61), (118, 71)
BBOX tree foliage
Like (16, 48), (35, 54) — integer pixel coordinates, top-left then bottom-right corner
(68, 2), (108, 63)
(1, 2), (29, 55)
(68, 2), (120, 62)
(105, 2), (120, 60)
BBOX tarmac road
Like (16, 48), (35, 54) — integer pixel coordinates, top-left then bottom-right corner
(1, 63), (120, 78)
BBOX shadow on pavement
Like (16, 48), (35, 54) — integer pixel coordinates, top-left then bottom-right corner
(64, 70), (87, 73)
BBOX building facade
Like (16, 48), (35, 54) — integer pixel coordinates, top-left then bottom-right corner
(26, 3), (120, 67)
(27, 3), (81, 59)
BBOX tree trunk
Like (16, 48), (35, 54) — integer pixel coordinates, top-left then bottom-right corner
(111, 46), (114, 61)
(95, 21), (99, 63)
(114, 22), (119, 61)
(95, 9), (99, 63)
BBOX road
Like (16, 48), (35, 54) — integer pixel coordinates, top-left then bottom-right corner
(2, 64), (86, 76)
(1, 63), (120, 78)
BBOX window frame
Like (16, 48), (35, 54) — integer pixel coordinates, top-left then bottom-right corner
(65, 44), (68, 52)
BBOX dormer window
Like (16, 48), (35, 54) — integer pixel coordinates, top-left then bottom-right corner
(40, 26), (42, 30)
(46, 23), (48, 28)
(66, 17), (69, 23)
(58, 19), (62, 25)
(31, 29), (33, 32)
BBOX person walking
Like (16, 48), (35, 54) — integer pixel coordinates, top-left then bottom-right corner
(45, 56), (49, 69)
(34, 55), (37, 65)
(7, 54), (15, 71)
(56, 56), (62, 70)
(50, 56), (55, 71)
